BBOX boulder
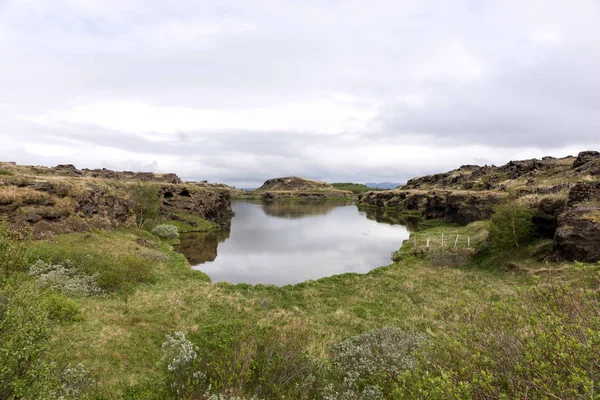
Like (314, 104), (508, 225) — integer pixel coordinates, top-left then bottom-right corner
(572, 151), (600, 169)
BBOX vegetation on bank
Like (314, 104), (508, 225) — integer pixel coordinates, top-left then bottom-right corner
(0, 199), (598, 399)
(331, 183), (386, 194)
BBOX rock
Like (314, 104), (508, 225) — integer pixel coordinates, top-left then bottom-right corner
(572, 151), (600, 169)
(533, 197), (566, 238)
(552, 182), (600, 262)
(254, 176), (353, 199)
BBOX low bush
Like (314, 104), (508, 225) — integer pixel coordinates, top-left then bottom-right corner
(40, 292), (82, 323)
(29, 260), (103, 297)
(323, 327), (427, 398)
(394, 262), (600, 399)
(152, 224), (179, 240)
(31, 247), (155, 294)
(162, 322), (317, 399)
(0, 282), (58, 399)
(0, 169), (13, 176)
(58, 363), (95, 399)
(0, 224), (30, 282)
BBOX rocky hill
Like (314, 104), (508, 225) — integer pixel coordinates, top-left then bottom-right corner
(254, 176), (353, 200)
(0, 162), (232, 238)
(358, 151), (600, 262)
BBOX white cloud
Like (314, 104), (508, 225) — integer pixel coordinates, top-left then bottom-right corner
(0, 0), (599, 186)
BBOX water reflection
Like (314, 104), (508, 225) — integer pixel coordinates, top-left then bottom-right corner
(359, 207), (421, 231)
(261, 199), (354, 219)
(177, 221), (231, 264)
(176, 200), (411, 285)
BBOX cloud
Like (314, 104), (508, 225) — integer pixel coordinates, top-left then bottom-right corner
(1, 0), (599, 186)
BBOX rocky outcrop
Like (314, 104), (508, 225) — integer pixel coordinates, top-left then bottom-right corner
(255, 176), (353, 200)
(0, 164), (232, 238)
(0, 162), (183, 184)
(358, 190), (505, 225)
(553, 182), (600, 262)
(572, 151), (600, 169)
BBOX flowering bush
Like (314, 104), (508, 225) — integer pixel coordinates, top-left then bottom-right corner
(161, 332), (204, 395)
(152, 224), (179, 240)
(58, 363), (94, 399)
(29, 260), (103, 297)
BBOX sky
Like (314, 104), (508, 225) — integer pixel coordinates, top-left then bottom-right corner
(1, 0), (599, 187)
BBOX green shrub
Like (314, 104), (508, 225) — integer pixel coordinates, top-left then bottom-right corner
(40, 292), (82, 323)
(32, 248), (154, 294)
(131, 182), (161, 227)
(0, 169), (13, 176)
(0, 282), (58, 398)
(0, 224), (30, 283)
(488, 202), (534, 254)
(152, 224), (179, 240)
(394, 262), (600, 399)
(162, 322), (317, 399)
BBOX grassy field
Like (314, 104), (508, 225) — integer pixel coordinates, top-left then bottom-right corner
(2, 214), (593, 399)
(17, 219), (576, 398)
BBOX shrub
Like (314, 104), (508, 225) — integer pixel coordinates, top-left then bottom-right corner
(58, 363), (95, 399)
(162, 322), (317, 399)
(489, 202), (534, 254)
(131, 182), (161, 227)
(0, 282), (58, 398)
(394, 262), (600, 399)
(325, 327), (427, 398)
(160, 332), (204, 396)
(29, 260), (103, 297)
(152, 224), (179, 240)
(0, 169), (13, 176)
(40, 292), (81, 323)
(0, 224), (30, 282)
(32, 248), (154, 294)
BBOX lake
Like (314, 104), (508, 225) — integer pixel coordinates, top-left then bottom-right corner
(176, 200), (414, 285)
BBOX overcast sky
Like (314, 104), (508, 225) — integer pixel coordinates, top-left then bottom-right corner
(1, 0), (599, 186)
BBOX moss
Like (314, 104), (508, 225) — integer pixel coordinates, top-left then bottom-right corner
(163, 213), (219, 233)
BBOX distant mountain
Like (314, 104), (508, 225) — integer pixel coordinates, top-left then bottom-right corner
(365, 182), (401, 189)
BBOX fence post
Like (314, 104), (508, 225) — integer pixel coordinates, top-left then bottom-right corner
(441, 233), (444, 247)
(467, 237), (471, 249)
(426, 238), (430, 249)
(454, 235), (459, 248)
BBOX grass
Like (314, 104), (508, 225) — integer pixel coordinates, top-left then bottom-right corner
(3, 214), (585, 398)
(0, 169), (13, 176)
(331, 182), (386, 194)
(163, 212), (219, 233)
(21, 220), (573, 398)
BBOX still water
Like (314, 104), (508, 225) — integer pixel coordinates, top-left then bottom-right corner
(176, 200), (413, 285)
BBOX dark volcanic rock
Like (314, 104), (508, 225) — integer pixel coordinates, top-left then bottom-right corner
(533, 197), (567, 238)
(553, 182), (600, 262)
(572, 151), (600, 169)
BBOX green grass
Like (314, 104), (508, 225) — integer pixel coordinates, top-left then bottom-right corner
(331, 182), (386, 194)
(0, 169), (13, 176)
(162, 212), (219, 233)
(11, 219), (583, 398)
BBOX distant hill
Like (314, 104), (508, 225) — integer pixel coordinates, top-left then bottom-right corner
(254, 176), (353, 199)
(365, 182), (401, 189)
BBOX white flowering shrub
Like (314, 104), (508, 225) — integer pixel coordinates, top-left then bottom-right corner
(161, 331), (204, 395)
(58, 363), (94, 399)
(29, 260), (103, 297)
(323, 327), (427, 399)
(152, 224), (179, 239)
